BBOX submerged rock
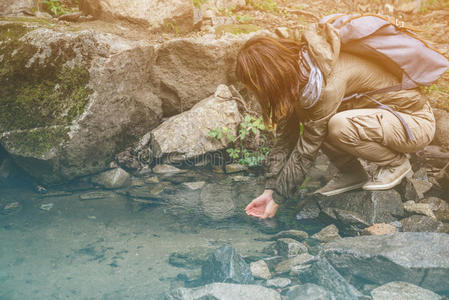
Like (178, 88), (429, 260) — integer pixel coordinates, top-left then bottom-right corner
(91, 168), (130, 189)
(169, 247), (211, 269)
(286, 284), (336, 300)
(200, 183), (235, 220)
(316, 190), (404, 234)
(163, 282), (281, 300)
(270, 230), (309, 242)
(323, 232), (449, 293)
(276, 238), (308, 257)
(201, 245), (253, 284)
(266, 277), (291, 289)
(274, 253), (315, 274)
(150, 85), (241, 163)
(370, 281), (441, 300)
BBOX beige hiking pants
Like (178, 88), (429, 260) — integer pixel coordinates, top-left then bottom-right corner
(322, 102), (436, 170)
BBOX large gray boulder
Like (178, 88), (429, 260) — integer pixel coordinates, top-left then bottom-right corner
(323, 233), (449, 293)
(163, 283), (281, 300)
(150, 85), (241, 163)
(79, 0), (195, 33)
(1, 19), (252, 184)
(316, 190), (404, 234)
(370, 282), (441, 300)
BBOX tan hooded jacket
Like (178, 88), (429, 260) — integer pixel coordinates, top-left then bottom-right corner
(265, 23), (428, 203)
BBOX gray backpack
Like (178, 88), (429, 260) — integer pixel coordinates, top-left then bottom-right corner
(321, 14), (449, 98)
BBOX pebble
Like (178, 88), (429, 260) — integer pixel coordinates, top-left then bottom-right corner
(250, 260), (272, 280)
(311, 224), (341, 243)
(266, 277), (291, 289)
(40, 203), (54, 211)
(1, 202), (22, 215)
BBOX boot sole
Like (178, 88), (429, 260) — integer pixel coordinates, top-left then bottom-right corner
(363, 167), (412, 191)
(315, 182), (366, 196)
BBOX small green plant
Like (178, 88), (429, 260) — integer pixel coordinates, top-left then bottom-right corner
(248, 0), (279, 13)
(193, 0), (208, 9)
(165, 21), (179, 34)
(209, 115), (271, 167)
(42, 0), (69, 16)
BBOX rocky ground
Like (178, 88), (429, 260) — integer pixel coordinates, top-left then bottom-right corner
(1, 0), (449, 299)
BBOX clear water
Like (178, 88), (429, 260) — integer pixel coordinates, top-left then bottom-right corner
(0, 179), (297, 300)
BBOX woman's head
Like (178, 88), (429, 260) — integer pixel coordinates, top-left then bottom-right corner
(235, 36), (307, 127)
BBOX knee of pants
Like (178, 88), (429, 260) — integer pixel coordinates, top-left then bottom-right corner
(327, 114), (356, 145)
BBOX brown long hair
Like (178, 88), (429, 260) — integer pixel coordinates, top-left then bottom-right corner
(235, 36), (308, 127)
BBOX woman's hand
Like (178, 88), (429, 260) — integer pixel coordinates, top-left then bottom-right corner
(245, 189), (279, 219)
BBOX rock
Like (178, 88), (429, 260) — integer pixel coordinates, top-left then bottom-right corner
(276, 238), (308, 257)
(152, 164), (186, 175)
(316, 190), (404, 234)
(176, 268), (202, 283)
(403, 201), (436, 218)
(420, 197), (449, 222)
(225, 163), (248, 174)
(0, 158), (16, 180)
(0, 0), (36, 16)
(1, 20), (252, 185)
(266, 277), (291, 289)
(200, 183), (235, 220)
(181, 181), (206, 191)
(296, 199), (321, 220)
(311, 224), (341, 243)
(371, 281), (441, 300)
(91, 168), (130, 189)
(127, 182), (172, 200)
(201, 245), (253, 284)
(250, 260), (272, 280)
(0, 23), (158, 184)
(433, 108), (449, 148)
(163, 283), (281, 300)
(399, 177), (432, 201)
(298, 258), (365, 300)
(79, 0), (195, 33)
(1, 202), (22, 215)
(400, 215), (444, 232)
(79, 191), (116, 201)
(169, 247), (211, 269)
(362, 223), (397, 236)
(274, 253), (315, 274)
(323, 233), (449, 293)
(39, 203), (53, 211)
(270, 230), (309, 242)
(286, 284), (336, 300)
(150, 85), (241, 163)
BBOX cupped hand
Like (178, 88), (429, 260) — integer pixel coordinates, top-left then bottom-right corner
(245, 189), (279, 219)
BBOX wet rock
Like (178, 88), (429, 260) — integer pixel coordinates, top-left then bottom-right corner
(298, 258), (365, 300)
(286, 284), (336, 300)
(400, 215), (444, 232)
(181, 181), (206, 191)
(371, 281), (441, 300)
(403, 201), (436, 218)
(270, 230), (309, 242)
(127, 183), (171, 200)
(153, 164), (186, 175)
(201, 245), (253, 284)
(200, 183), (235, 220)
(79, 191), (117, 201)
(225, 163), (248, 174)
(176, 268), (202, 283)
(91, 168), (130, 189)
(79, 0), (195, 33)
(362, 223), (397, 236)
(274, 253), (315, 274)
(420, 197), (449, 222)
(150, 85), (241, 163)
(262, 243), (278, 256)
(250, 260), (272, 280)
(316, 190), (404, 234)
(169, 247), (211, 269)
(276, 238), (308, 257)
(323, 233), (449, 293)
(311, 224), (340, 243)
(296, 200), (321, 220)
(266, 277), (291, 289)
(163, 282), (281, 300)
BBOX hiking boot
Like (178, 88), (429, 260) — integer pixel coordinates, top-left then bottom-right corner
(315, 163), (368, 196)
(363, 159), (412, 191)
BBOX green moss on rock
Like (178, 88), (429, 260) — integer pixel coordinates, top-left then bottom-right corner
(2, 126), (69, 157)
(0, 23), (92, 132)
